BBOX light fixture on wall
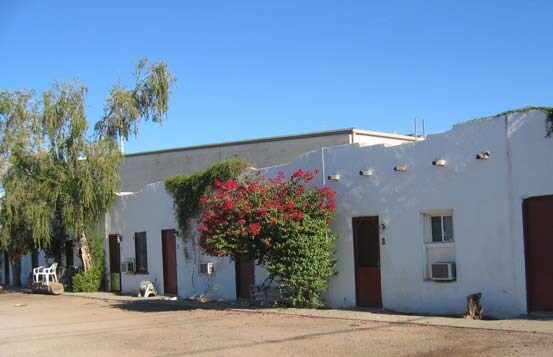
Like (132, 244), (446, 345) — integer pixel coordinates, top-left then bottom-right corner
(359, 169), (373, 176)
(432, 159), (446, 167)
(394, 165), (408, 172)
(327, 174), (340, 181)
(476, 151), (491, 160)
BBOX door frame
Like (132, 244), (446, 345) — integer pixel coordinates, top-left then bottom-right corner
(352, 216), (382, 307)
(108, 234), (121, 292)
(161, 229), (178, 295)
(522, 194), (553, 312)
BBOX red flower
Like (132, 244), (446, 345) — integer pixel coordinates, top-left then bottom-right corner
(224, 200), (236, 209)
(291, 168), (305, 178)
(249, 222), (261, 235)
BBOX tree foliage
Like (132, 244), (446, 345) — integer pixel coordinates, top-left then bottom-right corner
(196, 169), (337, 307)
(0, 58), (175, 273)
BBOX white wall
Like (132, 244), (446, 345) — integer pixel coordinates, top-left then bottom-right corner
(105, 182), (238, 300)
(255, 110), (552, 317)
(104, 110), (553, 318)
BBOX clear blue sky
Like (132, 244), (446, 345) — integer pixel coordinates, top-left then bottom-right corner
(1, 1), (552, 153)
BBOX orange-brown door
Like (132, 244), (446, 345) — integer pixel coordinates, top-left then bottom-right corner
(235, 256), (255, 299)
(523, 196), (553, 311)
(161, 229), (178, 295)
(108, 234), (121, 292)
(353, 217), (382, 307)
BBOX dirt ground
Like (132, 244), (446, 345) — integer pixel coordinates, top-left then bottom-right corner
(1, 293), (553, 357)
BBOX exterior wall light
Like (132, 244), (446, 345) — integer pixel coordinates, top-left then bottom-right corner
(359, 169), (373, 176)
(432, 159), (446, 167)
(328, 174), (340, 181)
(394, 165), (408, 172)
(476, 151), (491, 160)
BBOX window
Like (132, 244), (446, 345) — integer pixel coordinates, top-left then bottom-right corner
(430, 215), (454, 242)
(422, 210), (456, 281)
(134, 232), (148, 273)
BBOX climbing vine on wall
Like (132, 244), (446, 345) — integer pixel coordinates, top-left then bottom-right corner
(164, 159), (250, 239)
(488, 106), (553, 137)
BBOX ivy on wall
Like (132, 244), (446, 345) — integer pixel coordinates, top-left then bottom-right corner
(489, 106), (553, 137)
(164, 159), (250, 239)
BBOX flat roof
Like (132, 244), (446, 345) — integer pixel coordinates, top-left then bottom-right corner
(125, 128), (417, 158)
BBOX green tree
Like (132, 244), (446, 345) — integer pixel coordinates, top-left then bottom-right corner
(0, 59), (176, 273)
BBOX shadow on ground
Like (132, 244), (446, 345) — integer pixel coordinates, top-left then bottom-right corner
(108, 299), (198, 313)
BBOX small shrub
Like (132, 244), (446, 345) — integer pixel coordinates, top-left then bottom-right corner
(72, 232), (105, 292)
(73, 266), (103, 292)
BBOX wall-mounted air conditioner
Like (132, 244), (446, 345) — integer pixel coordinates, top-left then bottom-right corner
(121, 259), (135, 273)
(431, 262), (456, 281)
(199, 262), (214, 276)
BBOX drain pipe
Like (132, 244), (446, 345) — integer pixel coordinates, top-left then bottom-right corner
(321, 147), (326, 187)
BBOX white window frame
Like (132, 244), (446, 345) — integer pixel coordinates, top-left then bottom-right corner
(422, 210), (454, 244)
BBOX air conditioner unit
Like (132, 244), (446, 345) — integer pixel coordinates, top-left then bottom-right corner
(121, 259), (135, 273)
(199, 262), (214, 275)
(431, 262), (456, 281)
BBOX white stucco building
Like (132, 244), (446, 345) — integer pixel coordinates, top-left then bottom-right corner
(103, 109), (553, 318)
(0, 128), (413, 289)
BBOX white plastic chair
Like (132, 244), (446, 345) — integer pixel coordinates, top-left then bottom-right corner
(33, 266), (44, 283)
(36, 263), (58, 286)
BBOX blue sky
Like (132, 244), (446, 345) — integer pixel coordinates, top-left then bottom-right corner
(1, 1), (552, 153)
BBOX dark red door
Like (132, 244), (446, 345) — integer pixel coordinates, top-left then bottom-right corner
(235, 256), (255, 299)
(523, 196), (553, 311)
(3, 251), (9, 285)
(108, 234), (121, 292)
(161, 229), (178, 295)
(353, 217), (382, 307)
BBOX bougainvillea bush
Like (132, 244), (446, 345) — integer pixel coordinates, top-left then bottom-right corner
(197, 169), (337, 307)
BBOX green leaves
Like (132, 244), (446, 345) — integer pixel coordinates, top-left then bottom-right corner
(194, 169), (337, 308)
(95, 58), (176, 142)
(0, 58), (176, 270)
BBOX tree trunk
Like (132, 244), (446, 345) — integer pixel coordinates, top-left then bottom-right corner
(78, 228), (92, 271)
(10, 260), (21, 286)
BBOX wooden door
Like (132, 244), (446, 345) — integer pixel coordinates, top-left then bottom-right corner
(161, 229), (178, 295)
(3, 251), (9, 285)
(523, 196), (553, 311)
(353, 217), (382, 307)
(235, 256), (255, 299)
(108, 234), (121, 292)
(65, 241), (74, 267)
